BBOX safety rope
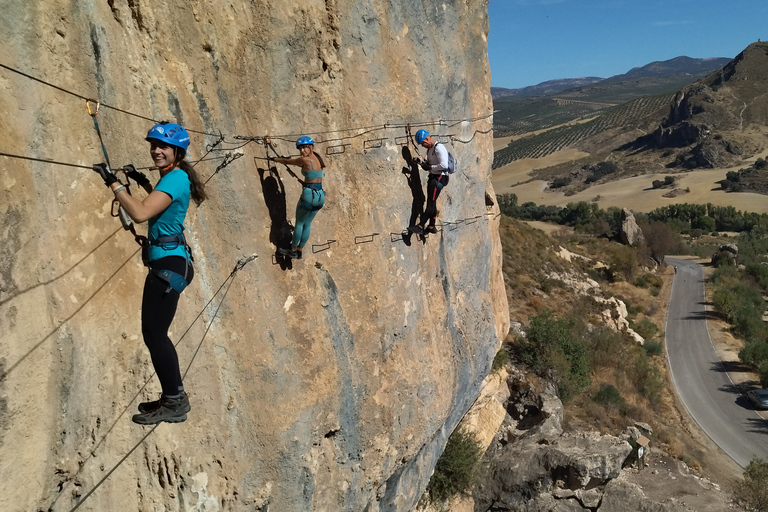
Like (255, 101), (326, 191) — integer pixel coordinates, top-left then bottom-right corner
(64, 254), (257, 512)
(0, 62), (218, 137)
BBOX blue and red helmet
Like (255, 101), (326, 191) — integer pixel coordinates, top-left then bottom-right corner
(146, 122), (190, 151)
(415, 129), (429, 145)
(296, 136), (314, 148)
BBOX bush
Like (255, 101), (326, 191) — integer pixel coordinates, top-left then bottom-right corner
(593, 384), (626, 413)
(735, 458), (768, 511)
(516, 311), (591, 402)
(551, 177), (572, 188)
(427, 429), (484, 504)
(632, 318), (659, 341)
(643, 340), (664, 357)
(492, 347), (510, 372)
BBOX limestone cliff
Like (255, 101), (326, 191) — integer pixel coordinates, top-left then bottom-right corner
(0, 1), (507, 511)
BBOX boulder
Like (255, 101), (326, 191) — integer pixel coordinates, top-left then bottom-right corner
(620, 209), (645, 246)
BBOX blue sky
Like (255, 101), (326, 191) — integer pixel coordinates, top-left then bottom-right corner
(488, 0), (768, 89)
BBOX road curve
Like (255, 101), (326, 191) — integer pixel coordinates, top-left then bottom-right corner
(665, 257), (768, 467)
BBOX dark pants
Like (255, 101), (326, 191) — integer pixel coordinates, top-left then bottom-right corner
(141, 256), (194, 397)
(421, 173), (449, 227)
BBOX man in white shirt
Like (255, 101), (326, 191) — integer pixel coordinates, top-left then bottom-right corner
(409, 129), (449, 235)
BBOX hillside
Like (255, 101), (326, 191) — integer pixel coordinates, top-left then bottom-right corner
(0, 3), (505, 512)
(493, 42), (768, 198)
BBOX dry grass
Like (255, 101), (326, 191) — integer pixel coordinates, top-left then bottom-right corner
(500, 221), (744, 484)
(492, 142), (768, 214)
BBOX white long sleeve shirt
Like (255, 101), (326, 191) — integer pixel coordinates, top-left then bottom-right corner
(426, 142), (449, 175)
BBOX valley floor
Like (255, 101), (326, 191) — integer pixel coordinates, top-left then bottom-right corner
(492, 148), (768, 214)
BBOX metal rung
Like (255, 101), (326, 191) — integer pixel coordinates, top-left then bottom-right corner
(395, 136), (409, 147)
(325, 145), (350, 155)
(312, 239), (337, 253)
(390, 232), (405, 242)
(363, 139), (386, 152)
(355, 233), (380, 244)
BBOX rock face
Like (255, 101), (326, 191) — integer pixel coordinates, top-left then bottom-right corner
(0, 2), (507, 511)
(620, 208), (645, 246)
(474, 371), (633, 512)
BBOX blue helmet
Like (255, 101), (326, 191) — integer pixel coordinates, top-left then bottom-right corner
(415, 129), (429, 144)
(296, 136), (314, 148)
(146, 122), (190, 152)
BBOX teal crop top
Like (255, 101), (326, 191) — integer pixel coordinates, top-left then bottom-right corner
(301, 158), (323, 181)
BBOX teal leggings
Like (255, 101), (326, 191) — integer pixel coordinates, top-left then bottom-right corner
(292, 185), (325, 248)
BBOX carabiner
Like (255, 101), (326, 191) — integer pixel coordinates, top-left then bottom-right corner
(86, 99), (100, 117)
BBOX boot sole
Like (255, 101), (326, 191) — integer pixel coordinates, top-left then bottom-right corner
(132, 413), (188, 425)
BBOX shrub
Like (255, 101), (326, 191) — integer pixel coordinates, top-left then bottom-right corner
(632, 318), (659, 341)
(427, 429), (484, 504)
(643, 340), (664, 357)
(593, 384), (626, 413)
(755, 158), (767, 170)
(735, 458), (768, 511)
(551, 177), (572, 188)
(492, 347), (510, 372)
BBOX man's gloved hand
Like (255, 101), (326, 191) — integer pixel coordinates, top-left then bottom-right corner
(92, 163), (119, 187)
(420, 160), (430, 171)
(123, 164), (150, 188)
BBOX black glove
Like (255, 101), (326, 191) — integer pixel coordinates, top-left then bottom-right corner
(123, 164), (150, 188)
(92, 163), (119, 187)
(420, 160), (430, 171)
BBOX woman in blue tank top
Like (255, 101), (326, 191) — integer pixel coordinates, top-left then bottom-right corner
(272, 136), (326, 260)
(92, 122), (206, 425)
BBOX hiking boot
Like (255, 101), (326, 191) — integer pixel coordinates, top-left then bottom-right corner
(425, 226), (438, 234)
(408, 224), (423, 234)
(278, 246), (299, 259)
(138, 398), (160, 414)
(132, 393), (191, 425)
(296, 250), (303, 260)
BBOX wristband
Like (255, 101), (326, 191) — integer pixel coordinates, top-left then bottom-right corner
(113, 185), (126, 195)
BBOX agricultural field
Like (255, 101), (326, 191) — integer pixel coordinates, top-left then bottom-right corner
(492, 93), (675, 168)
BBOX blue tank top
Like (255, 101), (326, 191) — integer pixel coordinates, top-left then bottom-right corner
(301, 157), (323, 181)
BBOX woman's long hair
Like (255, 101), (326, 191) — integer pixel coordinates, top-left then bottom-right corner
(312, 150), (326, 170)
(176, 150), (207, 206)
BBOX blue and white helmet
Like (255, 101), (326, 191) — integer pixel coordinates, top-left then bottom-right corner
(146, 122), (190, 151)
(296, 136), (314, 148)
(415, 129), (429, 145)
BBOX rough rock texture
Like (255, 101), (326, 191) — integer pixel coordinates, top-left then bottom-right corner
(474, 371), (633, 512)
(620, 208), (645, 246)
(0, 2), (507, 511)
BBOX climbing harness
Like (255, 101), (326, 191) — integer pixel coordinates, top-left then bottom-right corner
(148, 233), (194, 294)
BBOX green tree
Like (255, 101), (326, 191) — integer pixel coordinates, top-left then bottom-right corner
(736, 458), (768, 511)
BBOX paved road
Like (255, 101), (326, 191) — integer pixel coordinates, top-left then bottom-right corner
(666, 257), (768, 467)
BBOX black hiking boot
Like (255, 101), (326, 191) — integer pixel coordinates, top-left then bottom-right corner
(278, 246), (299, 259)
(408, 224), (423, 235)
(132, 393), (191, 425)
(138, 398), (160, 414)
(424, 225), (438, 234)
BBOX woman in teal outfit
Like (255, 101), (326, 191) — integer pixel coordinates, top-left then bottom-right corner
(92, 122), (206, 425)
(273, 136), (326, 259)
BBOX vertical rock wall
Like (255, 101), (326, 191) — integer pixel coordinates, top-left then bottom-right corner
(0, 1), (507, 511)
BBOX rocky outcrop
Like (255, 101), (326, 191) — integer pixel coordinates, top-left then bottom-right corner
(620, 208), (645, 246)
(473, 371), (633, 511)
(0, 2), (506, 511)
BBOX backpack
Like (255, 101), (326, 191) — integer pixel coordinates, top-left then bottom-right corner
(436, 142), (457, 174)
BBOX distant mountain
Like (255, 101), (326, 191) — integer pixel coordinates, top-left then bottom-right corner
(492, 56), (730, 100)
(492, 78), (603, 99)
(602, 56), (731, 82)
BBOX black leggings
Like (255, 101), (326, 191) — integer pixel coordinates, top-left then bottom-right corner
(141, 256), (194, 397)
(421, 173), (449, 227)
